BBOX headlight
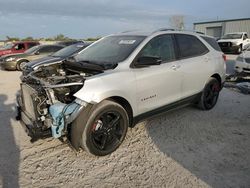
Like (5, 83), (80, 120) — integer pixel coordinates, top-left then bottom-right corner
(5, 57), (16, 62)
(231, 42), (239, 46)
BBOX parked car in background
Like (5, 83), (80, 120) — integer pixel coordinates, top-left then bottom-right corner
(0, 44), (64, 71)
(56, 40), (92, 46)
(235, 46), (250, 74)
(0, 41), (40, 57)
(218, 32), (250, 54)
(16, 29), (226, 156)
(23, 42), (91, 75)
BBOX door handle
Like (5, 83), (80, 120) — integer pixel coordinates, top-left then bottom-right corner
(171, 65), (181, 70)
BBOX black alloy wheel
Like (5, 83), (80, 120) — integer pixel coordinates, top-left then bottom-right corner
(198, 77), (221, 110)
(91, 111), (125, 151)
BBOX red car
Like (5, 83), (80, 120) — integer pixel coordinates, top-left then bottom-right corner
(0, 41), (40, 57)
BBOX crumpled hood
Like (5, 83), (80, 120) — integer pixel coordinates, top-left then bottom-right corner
(26, 56), (63, 68)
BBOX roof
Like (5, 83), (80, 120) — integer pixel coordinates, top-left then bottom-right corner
(194, 18), (250, 25)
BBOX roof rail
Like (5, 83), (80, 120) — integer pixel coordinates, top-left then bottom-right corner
(120, 30), (139, 33)
(195, 31), (205, 35)
(154, 28), (206, 35)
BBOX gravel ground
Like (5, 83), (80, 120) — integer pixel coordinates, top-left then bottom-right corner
(0, 63), (250, 188)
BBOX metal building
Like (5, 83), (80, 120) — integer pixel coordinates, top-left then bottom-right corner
(193, 18), (250, 39)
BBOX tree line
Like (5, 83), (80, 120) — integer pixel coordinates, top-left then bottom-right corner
(4, 34), (100, 42)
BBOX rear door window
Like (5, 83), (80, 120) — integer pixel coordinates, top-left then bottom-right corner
(201, 36), (221, 52)
(175, 34), (208, 59)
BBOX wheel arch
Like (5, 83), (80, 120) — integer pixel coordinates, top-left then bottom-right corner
(211, 73), (222, 89)
(16, 58), (29, 69)
(106, 96), (134, 127)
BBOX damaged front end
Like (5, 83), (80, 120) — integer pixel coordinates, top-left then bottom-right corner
(16, 60), (102, 142)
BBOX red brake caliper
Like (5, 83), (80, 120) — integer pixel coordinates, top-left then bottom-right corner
(212, 84), (220, 92)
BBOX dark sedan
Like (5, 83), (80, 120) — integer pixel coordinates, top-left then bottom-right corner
(23, 42), (91, 75)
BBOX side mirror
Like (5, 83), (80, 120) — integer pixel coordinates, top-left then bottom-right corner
(135, 56), (162, 68)
(34, 51), (40, 55)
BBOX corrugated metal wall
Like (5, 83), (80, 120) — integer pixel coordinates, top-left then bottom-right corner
(194, 19), (250, 37)
(225, 20), (250, 34)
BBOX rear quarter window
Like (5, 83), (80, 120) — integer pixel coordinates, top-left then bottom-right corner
(201, 36), (221, 52)
(175, 34), (208, 58)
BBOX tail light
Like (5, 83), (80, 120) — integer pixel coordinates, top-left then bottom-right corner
(222, 54), (227, 61)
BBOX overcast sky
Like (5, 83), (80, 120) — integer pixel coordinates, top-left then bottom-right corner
(0, 0), (249, 39)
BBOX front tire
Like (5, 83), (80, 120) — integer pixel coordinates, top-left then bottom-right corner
(237, 45), (242, 54)
(71, 100), (129, 156)
(197, 78), (220, 110)
(17, 60), (29, 71)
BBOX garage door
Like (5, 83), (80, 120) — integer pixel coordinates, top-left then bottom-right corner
(206, 27), (222, 39)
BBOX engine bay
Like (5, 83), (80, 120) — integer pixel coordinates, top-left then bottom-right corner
(17, 60), (103, 140)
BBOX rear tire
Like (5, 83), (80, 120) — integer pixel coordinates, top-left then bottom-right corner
(197, 78), (220, 110)
(71, 100), (129, 156)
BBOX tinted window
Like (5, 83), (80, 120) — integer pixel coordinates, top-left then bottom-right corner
(76, 35), (146, 63)
(25, 45), (40, 54)
(243, 34), (248, 40)
(176, 34), (208, 58)
(38, 46), (63, 54)
(51, 44), (86, 58)
(139, 34), (176, 62)
(201, 36), (221, 52)
(14, 43), (25, 50)
(221, 34), (242, 39)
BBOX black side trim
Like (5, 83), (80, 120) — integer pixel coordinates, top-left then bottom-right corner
(132, 92), (202, 127)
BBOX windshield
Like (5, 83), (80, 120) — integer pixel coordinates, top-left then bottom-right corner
(24, 45), (40, 54)
(51, 44), (85, 57)
(75, 35), (146, 64)
(221, 34), (242, 39)
(0, 43), (14, 50)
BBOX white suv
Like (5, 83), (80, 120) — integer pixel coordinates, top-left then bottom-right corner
(17, 30), (226, 156)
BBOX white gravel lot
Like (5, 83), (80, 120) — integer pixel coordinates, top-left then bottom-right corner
(0, 66), (249, 188)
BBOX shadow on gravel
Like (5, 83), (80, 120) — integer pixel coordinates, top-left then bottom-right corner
(145, 103), (250, 188)
(0, 94), (20, 188)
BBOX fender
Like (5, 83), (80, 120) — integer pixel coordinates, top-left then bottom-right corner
(73, 70), (139, 116)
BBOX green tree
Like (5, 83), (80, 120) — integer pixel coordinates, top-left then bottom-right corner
(22, 36), (36, 41)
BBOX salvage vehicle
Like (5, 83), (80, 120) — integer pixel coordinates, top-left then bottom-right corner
(0, 41), (39, 57)
(0, 44), (64, 71)
(23, 43), (91, 75)
(235, 46), (250, 74)
(218, 32), (250, 54)
(16, 30), (226, 156)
